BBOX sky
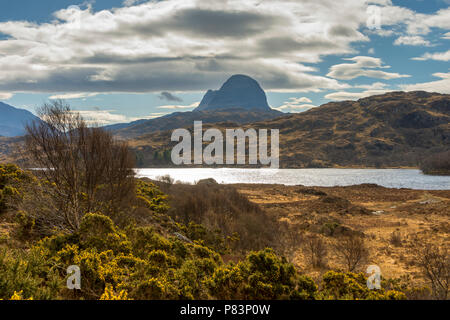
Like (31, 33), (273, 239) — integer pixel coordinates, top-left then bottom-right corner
(0, 0), (449, 124)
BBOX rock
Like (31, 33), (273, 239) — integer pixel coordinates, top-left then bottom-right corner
(195, 74), (271, 111)
(196, 178), (219, 185)
(173, 232), (193, 243)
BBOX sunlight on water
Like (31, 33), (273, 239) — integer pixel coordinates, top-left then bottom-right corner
(135, 168), (450, 190)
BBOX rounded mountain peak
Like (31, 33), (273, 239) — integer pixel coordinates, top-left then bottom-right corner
(220, 74), (260, 89)
(195, 74), (271, 112)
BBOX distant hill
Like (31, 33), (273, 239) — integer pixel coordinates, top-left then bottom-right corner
(125, 91), (450, 168)
(107, 74), (283, 138)
(1, 91), (448, 169)
(112, 108), (283, 140)
(0, 102), (40, 137)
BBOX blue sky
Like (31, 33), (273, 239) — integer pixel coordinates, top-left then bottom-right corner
(0, 0), (449, 124)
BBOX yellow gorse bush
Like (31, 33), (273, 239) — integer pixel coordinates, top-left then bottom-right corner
(0, 165), (409, 301)
(100, 285), (130, 300)
(10, 291), (33, 300)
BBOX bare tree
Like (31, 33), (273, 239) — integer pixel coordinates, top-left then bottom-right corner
(24, 100), (135, 233)
(334, 235), (368, 272)
(413, 242), (449, 300)
(303, 234), (328, 268)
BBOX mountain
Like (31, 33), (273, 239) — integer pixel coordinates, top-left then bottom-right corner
(107, 74), (282, 138)
(195, 74), (271, 111)
(124, 91), (449, 168)
(0, 102), (40, 137)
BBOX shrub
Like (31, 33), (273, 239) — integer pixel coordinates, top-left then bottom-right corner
(24, 101), (136, 232)
(0, 247), (61, 300)
(79, 213), (131, 254)
(333, 235), (369, 272)
(208, 249), (298, 300)
(100, 285), (130, 300)
(303, 235), (328, 269)
(320, 271), (406, 300)
(0, 164), (32, 214)
(164, 182), (276, 252)
(389, 230), (402, 247)
(135, 180), (170, 214)
(412, 242), (449, 300)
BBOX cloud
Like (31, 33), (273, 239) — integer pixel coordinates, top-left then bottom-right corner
(75, 109), (169, 125)
(0, 92), (13, 100)
(0, 0), (379, 94)
(295, 97), (313, 103)
(325, 82), (391, 100)
(49, 92), (99, 100)
(327, 56), (410, 80)
(123, 0), (143, 6)
(377, 6), (450, 35)
(394, 35), (431, 46)
(274, 97), (316, 112)
(443, 32), (450, 39)
(157, 102), (199, 110)
(76, 110), (135, 125)
(401, 72), (450, 94)
(412, 50), (450, 61)
(0, 0), (446, 97)
(158, 91), (183, 102)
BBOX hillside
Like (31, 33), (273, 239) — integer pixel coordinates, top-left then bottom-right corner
(112, 108), (283, 140)
(126, 91), (450, 168)
(0, 102), (40, 137)
(0, 91), (448, 168)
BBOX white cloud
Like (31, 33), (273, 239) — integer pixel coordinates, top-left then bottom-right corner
(123, 0), (141, 6)
(325, 82), (391, 100)
(0, 0), (377, 94)
(295, 97), (313, 103)
(157, 102), (200, 110)
(412, 50), (450, 62)
(0, 92), (13, 100)
(0, 0), (446, 97)
(49, 92), (99, 100)
(443, 32), (450, 39)
(394, 35), (431, 46)
(325, 89), (391, 101)
(401, 72), (450, 94)
(327, 56), (410, 80)
(75, 109), (169, 125)
(274, 97), (316, 112)
(75, 110), (129, 125)
(355, 82), (388, 90)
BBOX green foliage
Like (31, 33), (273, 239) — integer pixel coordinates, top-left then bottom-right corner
(0, 247), (61, 300)
(15, 211), (35, 239)
(319, 271), (406, 300)
(135, 180), (169, 213)
(208, 248), (304, 300)
(0, 165), (419, 301)
(383, 275), (432, 300)
(79, 213), (131, 254)
(0, 164), (32, 214)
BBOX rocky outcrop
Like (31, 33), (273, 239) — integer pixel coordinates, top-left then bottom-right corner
(195, 74), (271, 111)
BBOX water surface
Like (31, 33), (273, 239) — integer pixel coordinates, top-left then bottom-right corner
(135, 168), (450, 190)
